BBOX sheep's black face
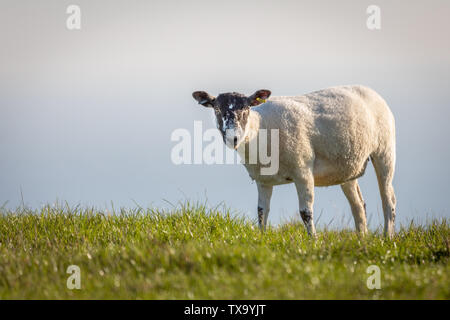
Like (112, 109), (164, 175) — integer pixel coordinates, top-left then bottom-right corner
(192, 89), (271, 149)
(213, 93), (251, 148)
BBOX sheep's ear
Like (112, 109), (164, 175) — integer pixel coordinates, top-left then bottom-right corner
(248, 89), (271, 106)
(192, 91), (215, 108)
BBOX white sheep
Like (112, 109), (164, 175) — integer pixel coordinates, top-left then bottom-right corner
(192, 85), (396, 238)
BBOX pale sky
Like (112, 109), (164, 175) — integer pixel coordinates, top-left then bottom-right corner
(1, 0), (449, 228)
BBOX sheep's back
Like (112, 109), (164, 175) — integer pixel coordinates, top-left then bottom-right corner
(253, 85), (394, 186)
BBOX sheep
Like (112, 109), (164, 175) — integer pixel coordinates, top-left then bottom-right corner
(192, 85), (396, 238)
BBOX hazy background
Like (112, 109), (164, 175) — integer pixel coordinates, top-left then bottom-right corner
(1, 0), (449, 228)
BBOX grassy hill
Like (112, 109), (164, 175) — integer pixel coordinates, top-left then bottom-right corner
(0, 203), (448, 299)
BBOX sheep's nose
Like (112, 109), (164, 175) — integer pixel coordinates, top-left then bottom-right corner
(233, 136), (238, 147)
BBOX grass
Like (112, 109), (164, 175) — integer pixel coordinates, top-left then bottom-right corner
(0, 202), (449, 299)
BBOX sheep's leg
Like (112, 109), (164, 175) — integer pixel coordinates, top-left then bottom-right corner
(341, 179), (368, 235)
(257, 183), (273, 231)
(371, 153), (396, 239)
(294, 173), (316, 237)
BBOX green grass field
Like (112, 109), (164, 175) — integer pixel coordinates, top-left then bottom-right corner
(0, 203), (449, 299)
